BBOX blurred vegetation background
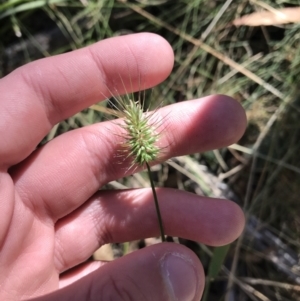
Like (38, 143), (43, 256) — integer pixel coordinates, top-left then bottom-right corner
(1, 0), (300, 300)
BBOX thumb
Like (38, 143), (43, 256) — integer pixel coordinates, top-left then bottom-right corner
(32, 243), (204, 301)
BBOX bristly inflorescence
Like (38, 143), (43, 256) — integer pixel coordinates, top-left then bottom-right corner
(122, 99), (160, 167)
(120, 96), (165, 241)
(92, 84), (166, 242)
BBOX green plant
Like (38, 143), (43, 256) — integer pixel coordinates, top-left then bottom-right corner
(93, 84), (166, 242)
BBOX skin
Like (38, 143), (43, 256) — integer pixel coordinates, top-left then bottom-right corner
(0, 33), (247, 301)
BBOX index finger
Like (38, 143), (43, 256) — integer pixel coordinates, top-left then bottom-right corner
(0, 33), (174, 169)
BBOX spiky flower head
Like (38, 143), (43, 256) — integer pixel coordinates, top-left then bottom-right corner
(91, 85), (165, 241)
(122, 99), (160, 167)
(120, 96), (165, 241)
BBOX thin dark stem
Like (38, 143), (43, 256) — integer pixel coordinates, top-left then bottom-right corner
(146, 162), (166, 242)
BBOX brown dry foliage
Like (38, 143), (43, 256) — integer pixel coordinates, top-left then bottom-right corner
(233, 7), (300, 26)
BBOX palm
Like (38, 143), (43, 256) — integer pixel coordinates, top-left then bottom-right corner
(1, 181), (58, 298)
(0, 33), (246, 301)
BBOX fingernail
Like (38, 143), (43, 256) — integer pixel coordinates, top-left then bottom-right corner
(161, 253), (198, 301)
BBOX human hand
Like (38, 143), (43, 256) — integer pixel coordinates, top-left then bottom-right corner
(0, 33), (246, 301)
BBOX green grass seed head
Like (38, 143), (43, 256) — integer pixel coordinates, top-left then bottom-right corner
(122, 99), (160, 166)
(93, 84), (162, 167)
(94, 83), (166, 241)
(120, 95), (166, 242)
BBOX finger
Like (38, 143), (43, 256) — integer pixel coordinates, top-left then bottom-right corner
(54, 188), (244, 272)
(0, 173), (15, 242)
(0, 33), (174, 168)
(36, 243), (204, 301)
(13, 95), (246, 220)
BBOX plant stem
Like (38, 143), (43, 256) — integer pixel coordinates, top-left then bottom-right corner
(146, 162), (166, 242)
